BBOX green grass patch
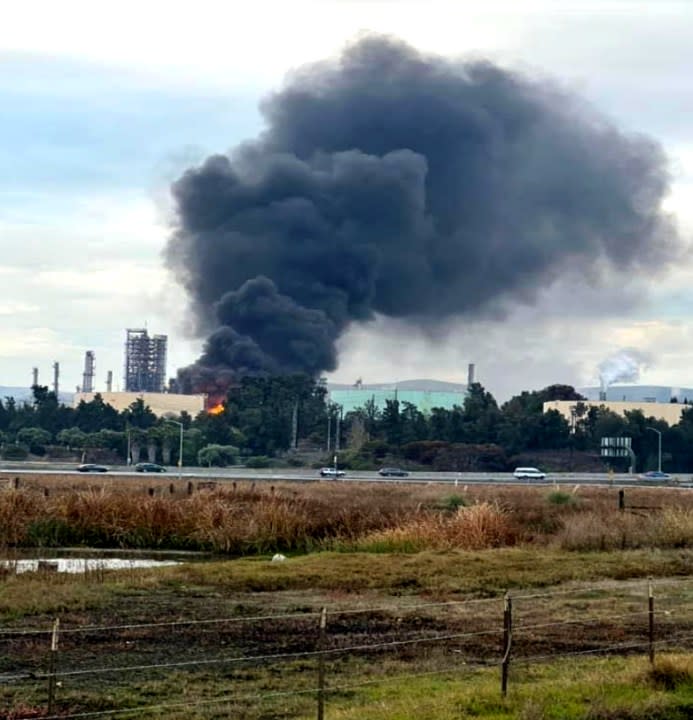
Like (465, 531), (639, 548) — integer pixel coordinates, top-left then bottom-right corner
(1, 547), (691, 620)
(547, 490), (575, 506)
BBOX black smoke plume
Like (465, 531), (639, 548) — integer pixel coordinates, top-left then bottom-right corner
(167, 35), (679, 394)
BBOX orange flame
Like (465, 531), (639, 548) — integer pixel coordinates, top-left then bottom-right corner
(207, 403), (224, 416)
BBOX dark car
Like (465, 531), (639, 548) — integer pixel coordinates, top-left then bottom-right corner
(378, 467), (409, 477)
(135, 463), (167, 473)
(77, 464), (108, 473)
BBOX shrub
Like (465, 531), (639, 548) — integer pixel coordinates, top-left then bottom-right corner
(1, 445), (28, 461)
(643, 655), (693, 691)
(245, 456), (272, 469)
(401, 441), (450, 464)
(438, 494), (467, 511)
(432, 443), (507, 472)
(547, 491), (575, 506)
(197, 444), (239, 467)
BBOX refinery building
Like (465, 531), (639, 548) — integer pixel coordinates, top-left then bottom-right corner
(72, 329), (206, 417)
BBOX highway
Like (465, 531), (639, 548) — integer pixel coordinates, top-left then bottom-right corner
(1, 462), (692, 488)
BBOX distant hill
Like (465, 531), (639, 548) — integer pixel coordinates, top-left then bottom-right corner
(0, 386), (74, 405)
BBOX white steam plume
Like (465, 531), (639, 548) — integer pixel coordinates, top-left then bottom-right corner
(598, 348), (653, 390)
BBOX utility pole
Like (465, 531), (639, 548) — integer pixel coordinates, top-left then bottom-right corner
(165, 419), (184, 481)
(291, 401), (299, 449)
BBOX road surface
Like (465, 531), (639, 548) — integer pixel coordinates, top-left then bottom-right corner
(0, 462), (691, 488)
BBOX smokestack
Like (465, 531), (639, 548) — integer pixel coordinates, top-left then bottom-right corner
(31, 367), (38, 387)
(106, 370), (113, 393)
(167, 36), (680, 393)
(82, 351), (95, 394)
(52, 361), (59, 397)
(467, 363), (475, 387)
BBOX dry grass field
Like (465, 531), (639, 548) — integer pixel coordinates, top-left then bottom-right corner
(1, 473), (692, 554)
(1, 474), (692, 718)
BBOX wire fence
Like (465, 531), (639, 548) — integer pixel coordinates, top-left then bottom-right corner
(1, 579), (692, 719)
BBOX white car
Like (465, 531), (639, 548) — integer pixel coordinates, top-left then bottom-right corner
(513, 467), (546, 480)
(319, 467), (346, 479)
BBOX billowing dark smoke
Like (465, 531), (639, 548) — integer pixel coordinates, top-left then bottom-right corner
(167, 35), (679, 394)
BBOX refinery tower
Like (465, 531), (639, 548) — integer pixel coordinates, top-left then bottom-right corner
(124, 329), (167, 393)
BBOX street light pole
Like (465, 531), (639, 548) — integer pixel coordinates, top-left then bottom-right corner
(646, 427), (662, 472)
(165, 420), (184, 481)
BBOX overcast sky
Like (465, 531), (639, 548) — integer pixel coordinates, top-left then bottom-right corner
(1, 0), (692, 401)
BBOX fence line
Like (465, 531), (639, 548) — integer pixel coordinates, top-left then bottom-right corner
(512, 632), (693, 665)
(4, 579), (690, 638)
(35, 634), (693, 720)
(21, 604), (678, 682)
(510, 576), (693, 600)
(33, 662), (503, 720)
(0, 595), (506, 638)
(32, 626), (505, 680)
(4, 579), (693, 718)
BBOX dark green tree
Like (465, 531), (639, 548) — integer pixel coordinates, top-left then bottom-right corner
(122, 398), (156, 430)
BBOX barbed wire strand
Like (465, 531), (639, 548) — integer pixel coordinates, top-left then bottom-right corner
(513, 609), (671, 632)
(8, 632), (693, 720)
(17, 602), (691, 682)
(29, 635), (693, 720)
(0, 595), (512, 638)
(512, 577), (693, 601)
(512, 632), (693, 666)
(5, 586), (691, 639)
(36, 660), (489, 720)
(33, 627), (504, 680)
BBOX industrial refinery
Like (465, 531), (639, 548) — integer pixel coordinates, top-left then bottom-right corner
(25, 329), (204, 417)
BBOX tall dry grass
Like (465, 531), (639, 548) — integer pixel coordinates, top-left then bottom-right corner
(554, 506), (693, 551)
(0, 484), (415, 554)
(345, 503), (516, 552)
(1, 481), (692, 555)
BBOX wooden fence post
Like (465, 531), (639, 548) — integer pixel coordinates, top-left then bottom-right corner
(618, 489), (625, 512)
(648, 580), (655, 665)
(501, 593), (512, 696)
(47, 617), (60, 714)
(317, 607), (327, 720)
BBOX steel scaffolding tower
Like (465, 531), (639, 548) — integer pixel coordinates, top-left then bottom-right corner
(124, 329), (167, 392)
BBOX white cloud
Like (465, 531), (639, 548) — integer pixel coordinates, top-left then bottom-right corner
(0, 327), (78, 359)
(0, 302), (38, 316)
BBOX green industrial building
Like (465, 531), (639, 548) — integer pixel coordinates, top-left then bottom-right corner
(327, 379), (468, 414)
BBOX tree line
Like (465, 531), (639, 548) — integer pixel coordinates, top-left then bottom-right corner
(1, 378), (692, 472)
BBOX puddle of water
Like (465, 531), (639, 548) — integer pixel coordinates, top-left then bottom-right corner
(2, 558), (179, 574)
